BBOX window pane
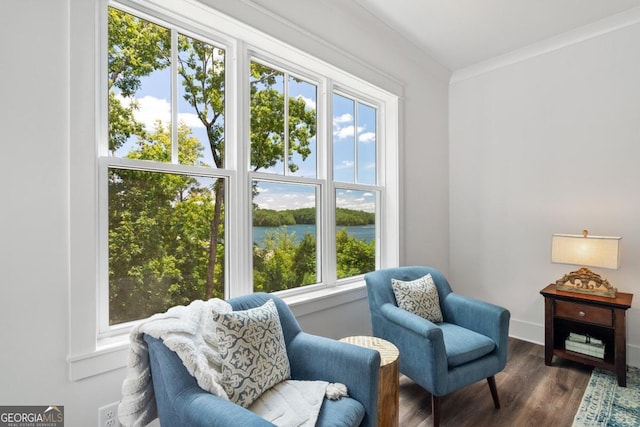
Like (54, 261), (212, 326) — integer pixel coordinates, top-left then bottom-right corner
(250, 63), (285, 174)
(178, 34), (225, 168)
(288, 76), (317, 178)
(250, 62), (317, 177)
(335, 189), (376, 279)
(357, 103), (376, 185)
(252, 181), (318, 292)
(109, 168), (225, 325)
(108, 8), (171, 158)
(333, 93), (355, 183)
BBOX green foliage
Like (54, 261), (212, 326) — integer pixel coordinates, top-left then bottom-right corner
(253, 209), (296, 227)
(249, 63), (316, 173)
(253, 228), (303, 293)
(108, 124), (221, 324)
(336, 228), (375, 279)
(177, 35), (225, 166)
(291, 208), (316, 225)
(336, 208), (375, 226)
(107, 7), (170, 152)
(252, 227), (375, 292)
(252, 207), (373, 227)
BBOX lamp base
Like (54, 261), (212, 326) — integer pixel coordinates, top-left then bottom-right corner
(555, 267), (617, 298)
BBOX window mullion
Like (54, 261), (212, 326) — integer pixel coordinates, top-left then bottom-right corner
(353, 101), (359, 183)
(229, 39), (253, 298)
(322, 80), (337, 284)
(283, 72), (289, 175)
(171, 28), (179, 163)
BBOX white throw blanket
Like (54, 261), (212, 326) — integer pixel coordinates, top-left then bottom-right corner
(118, 298), (232, 427)
(250, 380), (347, 427)
(118, 299), (348, 427)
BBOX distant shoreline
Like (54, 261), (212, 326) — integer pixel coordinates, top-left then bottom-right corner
(253, 224), (374, 247)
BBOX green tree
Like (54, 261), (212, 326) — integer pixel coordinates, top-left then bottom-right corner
(253, 228), (299, 292)
(109, 122), (212, 323)
(249, 63), (316, 173)
(107, 7), (170, 152)
(253, 209), (296, 226)
(336, 229), (375, 279)
(293, 233), (317, 285)
(175, 35), (227, 299)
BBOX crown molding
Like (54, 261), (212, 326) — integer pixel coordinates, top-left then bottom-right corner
(451, 6), (640, 85)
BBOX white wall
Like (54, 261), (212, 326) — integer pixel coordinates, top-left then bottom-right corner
(0, 1), (449, 425)
(449, 12), (640, 366)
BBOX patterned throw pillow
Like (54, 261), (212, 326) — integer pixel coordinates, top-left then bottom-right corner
(391, 273), (443, 323)
(212, 299), (291, 408)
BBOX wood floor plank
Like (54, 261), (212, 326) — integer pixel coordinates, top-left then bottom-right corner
(398, 338), (592, 427)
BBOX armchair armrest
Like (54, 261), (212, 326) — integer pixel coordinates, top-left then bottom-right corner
(381, 303), (442, 340)
(287, 332), (380, 427)
(178, 391), (275, 427)
(378, 303), (449, 394)
(442, 293), (510, 364)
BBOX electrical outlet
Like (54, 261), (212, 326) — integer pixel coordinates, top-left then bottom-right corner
(98, 402), (121, 427)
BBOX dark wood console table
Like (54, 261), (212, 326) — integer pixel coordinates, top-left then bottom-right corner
(540, 284), (633, 386)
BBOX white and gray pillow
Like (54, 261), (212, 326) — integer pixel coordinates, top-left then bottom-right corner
(391, 273), (443, 323)
(212, 299), (290, 408)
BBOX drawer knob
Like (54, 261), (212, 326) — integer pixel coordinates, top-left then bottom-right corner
(579, 311), (586, 317)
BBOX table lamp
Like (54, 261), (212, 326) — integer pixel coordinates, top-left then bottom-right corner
(551, 230), (621, 298)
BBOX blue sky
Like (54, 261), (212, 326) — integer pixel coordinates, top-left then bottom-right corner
(112, 41), (376, 213)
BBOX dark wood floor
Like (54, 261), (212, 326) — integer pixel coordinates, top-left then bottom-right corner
(398, 338), (593, 427)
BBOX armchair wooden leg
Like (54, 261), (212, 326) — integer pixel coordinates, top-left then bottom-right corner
(431, 394), (440, 427)
(487, 375), (500, 409)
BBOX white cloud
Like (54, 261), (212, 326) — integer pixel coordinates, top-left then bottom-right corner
(296, 95), (316, 110)
(136, 96), (170, 129)
(332, 114), (354, 141)
(179, 111), (205, 129)
(335, 196), (375, 212)
(334, 123), (369, 142)
(334, 125), (355, 140)
(333, 113), (353, 125)
(115, 93), (204, 131)
(335, 160), (354, 170)
(254, 183), (316, 210)
(358, 131), (375, 143)
(335, 189), (375, 212)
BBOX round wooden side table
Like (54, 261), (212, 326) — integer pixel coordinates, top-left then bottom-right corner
(340, 335), (399, 427)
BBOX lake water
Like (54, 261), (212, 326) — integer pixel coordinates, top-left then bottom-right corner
(253, 224), (375, 247)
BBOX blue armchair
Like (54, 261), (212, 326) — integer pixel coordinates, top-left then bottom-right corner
(146, 293), (381, 427)
(364, 266), (510, 427)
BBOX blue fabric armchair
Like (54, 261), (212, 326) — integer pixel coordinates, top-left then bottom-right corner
(146, 293), (381, 427)
(364, 266), (510, 427)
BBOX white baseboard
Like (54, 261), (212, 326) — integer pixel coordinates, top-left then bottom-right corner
(509, 318), (545, 346)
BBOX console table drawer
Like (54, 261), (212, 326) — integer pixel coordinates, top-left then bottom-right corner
(555, 300), (612, 326)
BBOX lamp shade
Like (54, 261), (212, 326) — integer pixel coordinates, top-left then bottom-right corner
(551, 233), (621, 270)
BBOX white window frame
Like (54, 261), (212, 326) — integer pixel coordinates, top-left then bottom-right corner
(68, 0), (399, 380)
(97, 3), (237, 337)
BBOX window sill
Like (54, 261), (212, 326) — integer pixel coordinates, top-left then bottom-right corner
(282, 280), (367, 317)
(67, 335), (130, 381)
(68, 281), (368, 381)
